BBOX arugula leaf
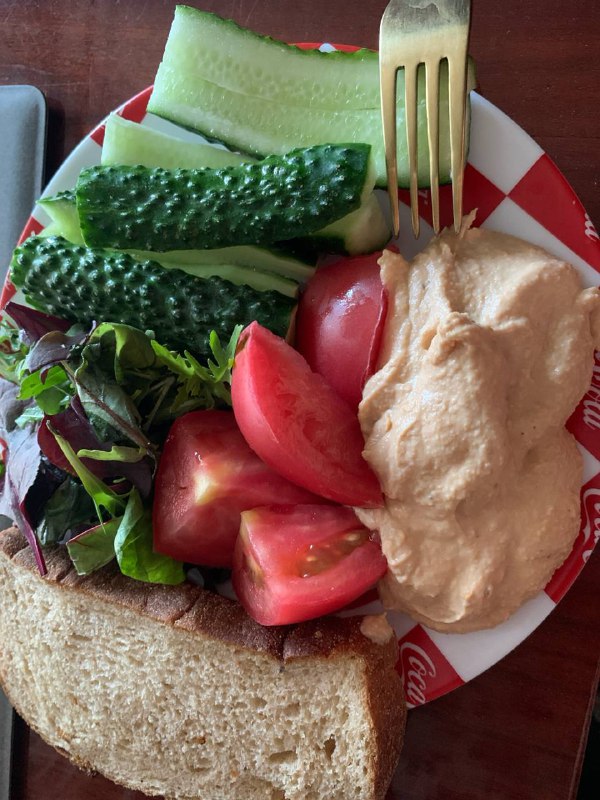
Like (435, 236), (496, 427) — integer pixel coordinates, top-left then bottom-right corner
(150, 324), (242, 415)
(67, 517), (122, 575)
(114, 489), (185, 585)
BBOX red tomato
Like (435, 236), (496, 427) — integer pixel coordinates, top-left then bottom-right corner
(152, 410), (322, 567)
(232, 504), (388, 626)
(231, 322), (383, 508)
(295, 253), (387, 408)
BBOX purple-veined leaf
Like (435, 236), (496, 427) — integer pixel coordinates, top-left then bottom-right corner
(4, 302), (70, 342)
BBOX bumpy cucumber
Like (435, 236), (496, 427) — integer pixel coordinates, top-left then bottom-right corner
(147, 6), (476, 186)
(76, 144), (374, 252)
(102, 115), (390, 255)
(39, 190), (316, 282)
(102, 115), (389, 254)
(10, 236), (295, 357)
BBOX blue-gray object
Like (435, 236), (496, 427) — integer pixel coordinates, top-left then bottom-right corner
(0, 83), (47, 800)
(0, 85), (47, 282)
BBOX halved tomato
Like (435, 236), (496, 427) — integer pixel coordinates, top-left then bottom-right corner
(295, 253), (387, 408)
(152, 410), (322, 567)
(231, 322), (383, 508)
(232, 504), (388, 625)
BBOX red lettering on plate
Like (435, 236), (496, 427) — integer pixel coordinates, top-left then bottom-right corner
(397, 625), (463, 706)
(567, 353), (600, 460)
(545, 471), (600, 603)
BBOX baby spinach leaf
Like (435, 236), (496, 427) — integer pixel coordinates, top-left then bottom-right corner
(36, 477), (96, 546)
(115, 489), (185, 585)
(67, 517), (122, 575)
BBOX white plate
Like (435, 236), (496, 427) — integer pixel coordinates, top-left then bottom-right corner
(4, 57), (600, 707)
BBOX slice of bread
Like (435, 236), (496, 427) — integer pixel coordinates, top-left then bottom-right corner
(0, 527), (406, 800)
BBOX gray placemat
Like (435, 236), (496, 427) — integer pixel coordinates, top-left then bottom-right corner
(0, 82), (47, 800)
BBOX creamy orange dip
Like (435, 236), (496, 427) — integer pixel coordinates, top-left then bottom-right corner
(356, 224), (600, 633)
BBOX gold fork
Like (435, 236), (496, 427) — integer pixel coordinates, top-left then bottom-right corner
(379, 0), (471, 238)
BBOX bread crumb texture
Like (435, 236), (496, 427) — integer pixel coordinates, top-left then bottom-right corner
(0, 529), (405, 800)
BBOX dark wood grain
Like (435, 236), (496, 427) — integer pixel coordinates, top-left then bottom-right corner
(1, 2), (599, 799)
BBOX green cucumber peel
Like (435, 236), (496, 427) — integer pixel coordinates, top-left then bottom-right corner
(75, 143), (374, 252)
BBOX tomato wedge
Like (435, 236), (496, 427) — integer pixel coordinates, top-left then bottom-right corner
(295, 253), (387, 408)
(152, 410), (322, 567)
(232, 504), (388, 626)
(231, 322), (383, 508)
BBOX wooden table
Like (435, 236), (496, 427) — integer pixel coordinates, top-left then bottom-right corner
(2, 1), (599, 798)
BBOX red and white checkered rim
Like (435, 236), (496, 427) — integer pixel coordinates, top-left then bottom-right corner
(3, 43), (599, 707)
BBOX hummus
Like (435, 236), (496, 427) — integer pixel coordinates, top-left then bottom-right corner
(356, 224), (600, 633)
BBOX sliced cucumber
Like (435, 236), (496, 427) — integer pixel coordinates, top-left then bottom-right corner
(147, 7), (476, 187)
(155, 6), (378, 111)
(155, 246), (314, 282)
(309, 193), (390, 255)
(76, 144), (374, 252)
(102, 114), (390, 255)
(40, 190), (316, 281)
(11, 236), (296, 358)
(38, 220), (64, 238)
(102, 113), (249, 169)
(39, 192), (85, 244)
(159, 261), (298, 298)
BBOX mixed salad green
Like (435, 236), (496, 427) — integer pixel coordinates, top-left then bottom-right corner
(0, 305), (240, 584)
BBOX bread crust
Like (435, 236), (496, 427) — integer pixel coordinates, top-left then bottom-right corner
(0, 527), (406, 799)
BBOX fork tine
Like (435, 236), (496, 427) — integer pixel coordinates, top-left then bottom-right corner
(379, 61), (400, 237)
(425, 58), (441, 235)
(404, 61), (420, 239)
(448, 48), (468, 233)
